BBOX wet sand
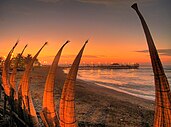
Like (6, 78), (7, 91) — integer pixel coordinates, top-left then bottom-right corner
(13, 66), (154, 126)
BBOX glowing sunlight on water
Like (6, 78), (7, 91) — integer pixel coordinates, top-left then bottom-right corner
(64, 65), (171, 100)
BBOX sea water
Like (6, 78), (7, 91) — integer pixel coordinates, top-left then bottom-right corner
(76, 65), (171, 101)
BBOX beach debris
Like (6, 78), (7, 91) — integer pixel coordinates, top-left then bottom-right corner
(0, 105), (29, 127)
(2, 40), (18, 97)
(18, 42), (47, 126)
(59, 40), (88, 127)
(132, 3), (171, 126)
(41, 40), (69, 127)
(10, 44), (27, 100)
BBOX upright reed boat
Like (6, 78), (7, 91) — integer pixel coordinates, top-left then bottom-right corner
(2, 41), (18, 97)
(10, 44), (27, 100)
(18, 42), (47, 126)
(41, 41), (69, 127)
(59, 40), (88, 127)
(132, 3), (171, 126)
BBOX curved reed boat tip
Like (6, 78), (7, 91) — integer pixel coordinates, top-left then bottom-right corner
(64, 40), (70, 46)
(24, 44), (28, 49)
(21, 44), (28, 55)
(85, 40), (89, 44)
(45, 42), (48, 45)
(13, 41), (19, 50)
(131, 3), (138, 10)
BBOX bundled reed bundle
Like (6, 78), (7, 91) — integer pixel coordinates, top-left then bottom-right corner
(18, 42), (47, 126)
(132, 3), (171, 127)
(59, 40), (88, 127)
(41, 41), (69, 127)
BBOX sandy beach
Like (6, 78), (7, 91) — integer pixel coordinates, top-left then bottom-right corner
(14, 66), (155, 127)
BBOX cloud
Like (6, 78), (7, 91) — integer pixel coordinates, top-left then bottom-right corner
(35, 0), (154, 5)
(135, 49), (171, 56)
(36, 0), (115, 5)
(36, 0), (60, 3)
(76, 0), (157, 6)
(36, 0), (112, 4)
(76, 0), (115, 5)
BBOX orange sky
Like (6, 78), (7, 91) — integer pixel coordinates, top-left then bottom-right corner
(0, 0), (171, 65)
(1, 36), (170, 65)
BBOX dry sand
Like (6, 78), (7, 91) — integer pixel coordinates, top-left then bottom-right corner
(13, 66), (154, 126)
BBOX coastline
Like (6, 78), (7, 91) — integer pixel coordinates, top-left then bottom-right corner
(1, 66), (155, 126)
(75, 79), (154, 126)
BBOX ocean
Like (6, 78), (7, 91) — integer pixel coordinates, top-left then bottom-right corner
(75, 65), (171, 101)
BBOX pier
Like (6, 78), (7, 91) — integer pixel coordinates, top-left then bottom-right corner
(61, 63), (139, 70)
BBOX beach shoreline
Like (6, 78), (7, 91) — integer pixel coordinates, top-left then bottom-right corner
(29, 66), (154, 127)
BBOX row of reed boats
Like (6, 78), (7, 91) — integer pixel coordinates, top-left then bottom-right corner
(1, 39), (87, 126)
(0, 3), (170, 127)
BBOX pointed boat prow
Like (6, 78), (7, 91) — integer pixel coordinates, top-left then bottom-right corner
(12, 40), (19, 50)
(62, 40), (70, 48)
(131, 3), (138, 11)
(85, 39), (88, 44)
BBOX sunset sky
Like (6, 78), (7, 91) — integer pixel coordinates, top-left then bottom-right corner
(0, 0), (171, 65)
